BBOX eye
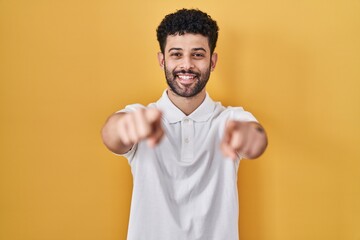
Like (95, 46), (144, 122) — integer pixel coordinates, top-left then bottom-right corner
(193, 53), (205, 58)
(170, 52), (182, 58)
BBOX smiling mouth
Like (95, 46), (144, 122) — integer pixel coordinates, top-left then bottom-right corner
(178, 74), (196, 79)
(176, 73), (198, 85)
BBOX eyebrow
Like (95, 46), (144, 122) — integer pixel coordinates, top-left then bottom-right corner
(192, 48), (207, 52)
(168, 48), (182, 52)
(168, 47), (207, 53)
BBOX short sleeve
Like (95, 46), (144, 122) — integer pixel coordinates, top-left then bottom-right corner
(116, 103), (146, 114)
(226, 106), (258, 122)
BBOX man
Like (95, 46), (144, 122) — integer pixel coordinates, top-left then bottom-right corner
(102, 9), (267, 240)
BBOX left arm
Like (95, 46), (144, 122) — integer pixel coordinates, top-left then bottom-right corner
(221, 120), (268, 160)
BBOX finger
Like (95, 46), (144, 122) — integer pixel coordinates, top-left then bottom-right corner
(125, 114), (138, 143)
(145, 108), (162, 123)
(229, 130), (245, 152)
(238, 132), (253, 159)
(118, 117), (131, 146)
(244, 132), (268, 159)
(147, 113), (164, 147)
(233, 122), (250, 154)
(245, 137), (261, 159)
(222, 120), (237, 145)
(237, 122), (266, 159)
(134, 109), (151, 139)
(221, 120), (240, 160)
(221, 141), (238, 160)
(147, 125), (164, 147)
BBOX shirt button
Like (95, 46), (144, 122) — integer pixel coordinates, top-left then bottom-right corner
(184, 118), (189, 123)
(184, 138), (189, 143)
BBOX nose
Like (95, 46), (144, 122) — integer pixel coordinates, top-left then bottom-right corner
(180, 55), (195, 70)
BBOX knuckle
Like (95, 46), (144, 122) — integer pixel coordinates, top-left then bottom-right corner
(230, 140), (242, 150)
(123, 113), (132, 123)
(244, 149), (252, 157)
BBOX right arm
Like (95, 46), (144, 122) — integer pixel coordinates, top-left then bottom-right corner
(101, 108), (164, 155)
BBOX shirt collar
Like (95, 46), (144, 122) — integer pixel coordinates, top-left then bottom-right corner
(156, 90), (216, 124)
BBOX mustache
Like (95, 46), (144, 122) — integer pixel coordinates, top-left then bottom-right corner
(173, 69), (200, 77)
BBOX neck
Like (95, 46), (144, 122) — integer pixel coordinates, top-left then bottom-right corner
(167, 88), (206, 115)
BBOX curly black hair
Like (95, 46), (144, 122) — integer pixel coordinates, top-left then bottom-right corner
(156, 9), (219, 54)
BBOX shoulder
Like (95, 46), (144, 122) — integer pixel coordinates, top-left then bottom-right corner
(216, 103), (258, 122)
(117, 102), (158, 113)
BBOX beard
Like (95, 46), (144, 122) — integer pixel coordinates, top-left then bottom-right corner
(164, 63), (211, 98)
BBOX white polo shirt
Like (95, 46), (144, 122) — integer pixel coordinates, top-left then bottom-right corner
(120, 90), (257, 240)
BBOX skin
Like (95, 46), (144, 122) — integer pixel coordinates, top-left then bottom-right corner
(101, 33), (268, 159)
(157, 33), (217, 115)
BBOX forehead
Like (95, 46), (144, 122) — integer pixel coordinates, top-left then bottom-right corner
(165, 33), (210, 51)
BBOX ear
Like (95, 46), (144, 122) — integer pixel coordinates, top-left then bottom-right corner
(157, 52), (165, 69)
(210, 52), (218, 72)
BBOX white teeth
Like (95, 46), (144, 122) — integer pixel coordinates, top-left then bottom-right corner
(178, 75), (195, 80)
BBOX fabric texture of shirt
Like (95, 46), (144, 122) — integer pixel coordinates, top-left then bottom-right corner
(120, 90), (257, 240)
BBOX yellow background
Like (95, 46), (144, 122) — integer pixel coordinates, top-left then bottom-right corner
(1, 0), (359, 239)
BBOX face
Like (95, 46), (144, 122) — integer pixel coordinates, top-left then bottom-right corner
(158, 33), (217, 98)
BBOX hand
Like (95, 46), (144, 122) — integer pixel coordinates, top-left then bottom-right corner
(221, 120), (268, 160)
(117, 108), (164, 148)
